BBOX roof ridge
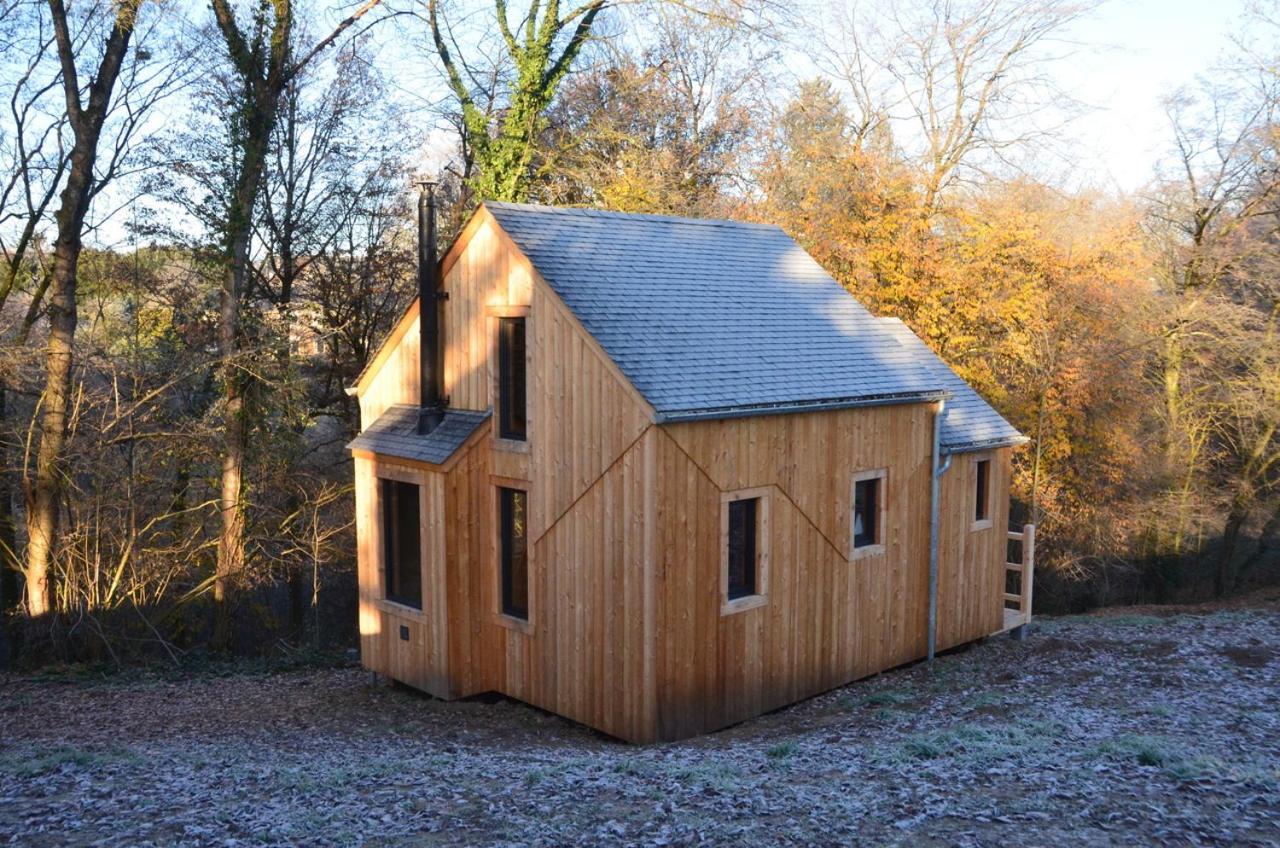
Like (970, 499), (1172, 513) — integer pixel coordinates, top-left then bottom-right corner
(483, 200), (783, 232)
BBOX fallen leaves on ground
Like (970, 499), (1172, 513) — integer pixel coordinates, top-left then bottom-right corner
(1, 603), (1278, 846)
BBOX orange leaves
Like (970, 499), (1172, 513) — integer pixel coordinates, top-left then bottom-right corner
(758, 130), (1158, 574)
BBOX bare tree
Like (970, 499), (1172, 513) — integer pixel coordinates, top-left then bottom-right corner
(0, 0), (67, 618)
(818, 0), (1093, 214)
(24, 0), (150, 616)
(206, 0), (384, 648)
(1146, 24), (1280, 592)
(539, 7), (764, 213)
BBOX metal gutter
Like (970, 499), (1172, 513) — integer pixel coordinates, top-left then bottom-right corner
(942, 434), (1031, 453)
(654, 389), (951, 424)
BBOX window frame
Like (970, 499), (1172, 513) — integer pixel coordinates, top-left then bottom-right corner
(494, 478), (533, 631)
(377, 472), (424, 612)
(720, 487), (771, 616)
(971, 454), (994, 531)
(496, 315), (528, 443)
(850, 468), (888, 560)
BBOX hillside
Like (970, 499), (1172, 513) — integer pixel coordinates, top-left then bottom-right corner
(2, 597), (1277, 846)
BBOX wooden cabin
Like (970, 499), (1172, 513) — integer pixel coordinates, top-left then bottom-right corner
(347, 201), (1035, 744)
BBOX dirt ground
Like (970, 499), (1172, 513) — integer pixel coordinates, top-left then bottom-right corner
(2, 597), (1278, 846)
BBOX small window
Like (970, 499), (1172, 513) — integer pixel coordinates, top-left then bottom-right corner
(853, 478), (879, 548)
(381, 479), (422, 609)
(726, 498), (758, 600)
(498, 317), (527, 440)
(721, 488), (769, 614)
(974, 459), (991, 524)
(499, 487), (529, 619)
(850, 469), (887, 557)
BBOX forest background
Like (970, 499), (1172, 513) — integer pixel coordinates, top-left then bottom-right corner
(1, 0), (1277, 661)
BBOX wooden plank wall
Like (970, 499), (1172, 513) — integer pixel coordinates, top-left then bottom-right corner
(528, 282), (652, 541)
(353, 456), (452, 698)
(442, 432), (505, 698)
(522, 430), (658, 742)
(359, 313), (420, 428)
(934, 448), (1011, 650)
(480, 269), (656, 740)
(356, 206), (660, 740)
(658, 404), (935, 738)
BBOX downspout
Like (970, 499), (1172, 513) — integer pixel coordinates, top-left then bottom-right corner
(927, 399), (952, 662)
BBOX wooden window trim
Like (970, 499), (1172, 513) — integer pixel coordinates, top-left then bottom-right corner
(375, 597), (428, 619)
(489, 309), (531, 452)
(970, 453), (994, 531)
(374, 472), (426, 612)
(850, 468), (888, 560)
(493, 478), (534, 634)
(496, 317), (527, 442)
(485, 303), (531, 318)
(720, 486), (771, 616)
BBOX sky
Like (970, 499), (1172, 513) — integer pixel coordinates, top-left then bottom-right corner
(38, 0), (1264, 250)
(1049, 0), (1251, 190)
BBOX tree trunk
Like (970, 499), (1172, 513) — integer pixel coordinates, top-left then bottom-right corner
(0, 387), (18, 611)
(1214, 492), (1252, 597)
(26, 0), (139, 618)
(25, 141), (96, 617)
(1162, 329), (1183, 465)
(208, 0), (384, 648)
(0, 385), (21, 663)
(287, 562), (306, 642)
(1237, 501), (1280, 585)
(212, 104), (277, 649)
(213, 234), (250, 649)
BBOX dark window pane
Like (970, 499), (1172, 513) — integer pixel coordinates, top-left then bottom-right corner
(500, 487), (529, 619)
(382, 479), (422, 609)
(727, 498), (757, 600)
(975, 460), (990, 522)
(854, 478), (878, 548)
(498, 318), (527, 440)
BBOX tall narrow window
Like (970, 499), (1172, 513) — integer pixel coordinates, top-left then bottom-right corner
(498, 317), (527, 440)
(381, 479), (422, 609)
(499, 487), (529, 619)
(974, 459), (991, 523)
(726, 498), (758, 600)
(853, 477), (880, 549)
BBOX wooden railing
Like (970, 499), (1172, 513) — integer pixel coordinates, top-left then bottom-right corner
(1002, 524), (1036, 633)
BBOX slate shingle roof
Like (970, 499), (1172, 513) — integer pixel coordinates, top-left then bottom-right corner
(485, 202), (1023, 450)
(878, 319), (1027, 451)
(347, 406), (489, 466)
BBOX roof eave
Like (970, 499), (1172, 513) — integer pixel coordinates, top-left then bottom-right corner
(654, 390), (950, 424)
(941, 434), (1031, 453)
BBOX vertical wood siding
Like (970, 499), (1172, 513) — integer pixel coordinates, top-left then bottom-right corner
(353, 456), (451, 698)
(934, 449), (1011, 650)
(352, 208), (1016, 743)
(657, 405), (934, 737)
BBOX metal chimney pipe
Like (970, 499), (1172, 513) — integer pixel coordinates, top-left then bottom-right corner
(416, 181), (446, 435)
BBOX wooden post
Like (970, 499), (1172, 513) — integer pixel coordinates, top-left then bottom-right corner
(1021, 523), (1035, 625)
